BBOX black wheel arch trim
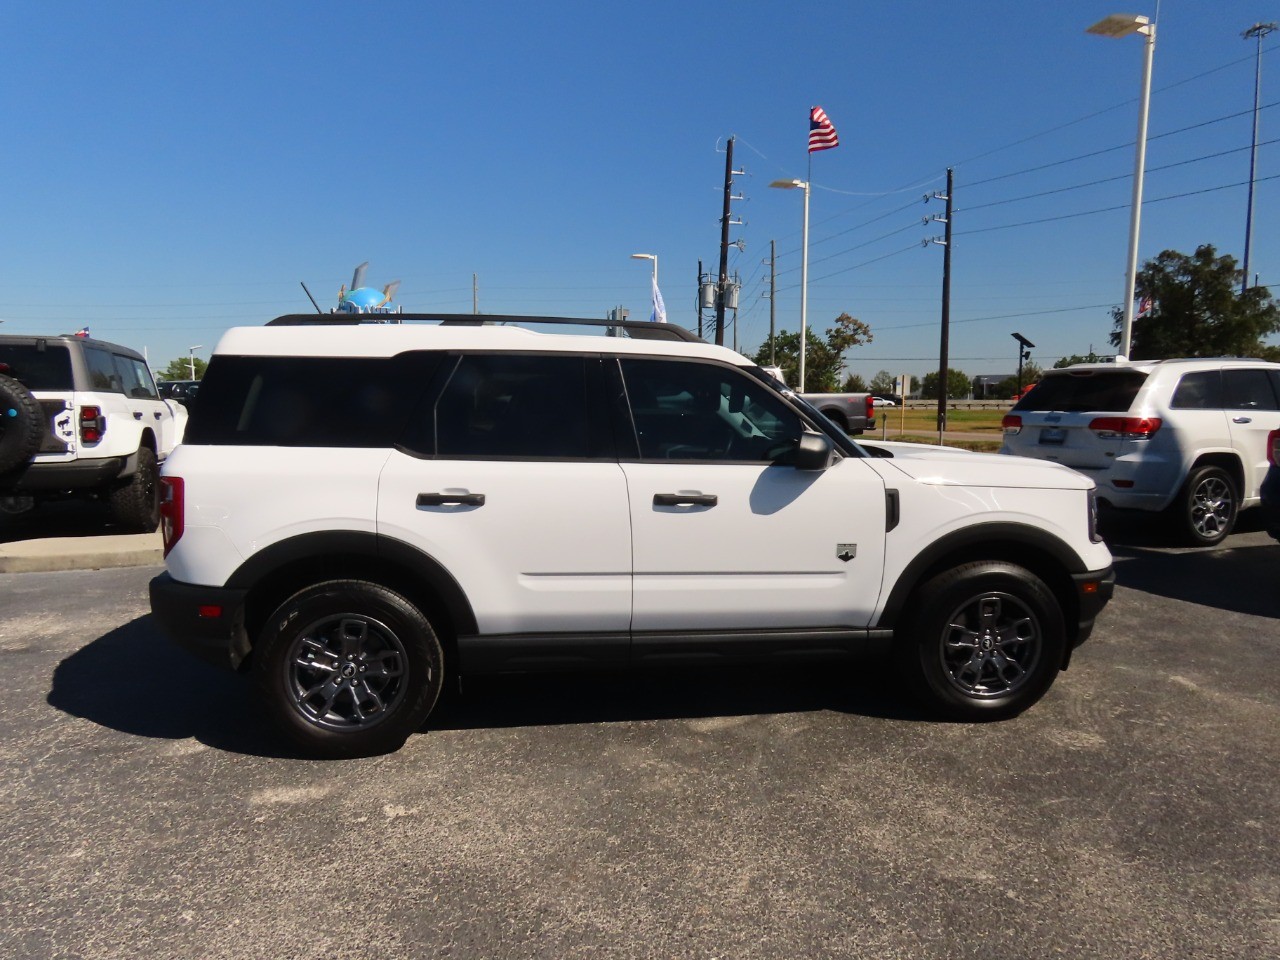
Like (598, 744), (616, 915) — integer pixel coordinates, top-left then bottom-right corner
(877, 522), (1088, 630)
(223, 530), (479, 637)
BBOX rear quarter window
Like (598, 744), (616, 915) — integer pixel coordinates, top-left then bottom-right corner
(184, 353), (442, 447)
(1013, 370), (1148, 413)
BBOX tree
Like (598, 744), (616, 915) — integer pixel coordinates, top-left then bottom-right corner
(157, 357), (207, 381)
(841, 373), (868, 392)
(752, 312), (873, 391)
(1054, 352), (1104, 368)
(995, 361), (1043, 398)
(1110, 244), (1280, 359)
(919, 367), (971, 400)
(869, 370), (897, 395)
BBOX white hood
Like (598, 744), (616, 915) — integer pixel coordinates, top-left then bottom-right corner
(859, 441), (1093, 491)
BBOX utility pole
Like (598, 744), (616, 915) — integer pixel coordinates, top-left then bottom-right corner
(925, 169), (954, 442)
(472, 273), (478, 314)
(1243, 22), (1277, 293)
(696, 259), (705, 338)
(715, 137), (735, 346)
(768, 240), (777, 366)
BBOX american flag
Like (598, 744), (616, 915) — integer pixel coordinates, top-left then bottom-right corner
(808, 106), (839, 153)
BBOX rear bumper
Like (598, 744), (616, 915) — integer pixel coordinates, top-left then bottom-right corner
(149, 572), (251, 670)
(0, 454), (132, 493)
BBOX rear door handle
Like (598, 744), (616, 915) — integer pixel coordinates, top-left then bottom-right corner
(417, 492), (485, 507)
(133, 412), (143, 420)
(653, 493), (717, 507)
(1232, 416), (1252, 424)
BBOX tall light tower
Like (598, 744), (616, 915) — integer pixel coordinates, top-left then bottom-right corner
(188, 345), (203, 380)
(769, 178), (811, 391)
(1088, 12), (1156, 361)
(1243, 22), (1277, 293)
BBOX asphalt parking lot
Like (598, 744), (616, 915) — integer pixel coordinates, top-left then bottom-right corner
(0, 515), (1277, 960)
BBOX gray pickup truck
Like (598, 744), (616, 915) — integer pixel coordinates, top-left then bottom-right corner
(761, 366), (875, 435)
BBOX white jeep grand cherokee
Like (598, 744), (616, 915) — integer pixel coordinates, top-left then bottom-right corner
(150, 314), (1113, 758)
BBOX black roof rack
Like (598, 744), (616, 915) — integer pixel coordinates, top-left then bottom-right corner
(264, 313), (705, 344)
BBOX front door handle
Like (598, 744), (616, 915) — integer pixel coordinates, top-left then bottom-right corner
(653, 493), (717, 507)
(1232, 416), (1253, 424)
(417, 492), (485, 507)
(154, 411), (163, 419)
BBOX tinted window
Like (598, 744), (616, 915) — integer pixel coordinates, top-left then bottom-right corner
(0, 344), (73, 390)
(1014, 370), (1147, 413)
(1223, 369), (1279, 410)
(184, 353), (439, 446)
(113, 355), (157, 399)
(619, 358), (803, 462)
(84, 347), (121, 392)
(1170, 370), (1223, 409)
(433, 354), (594, 459)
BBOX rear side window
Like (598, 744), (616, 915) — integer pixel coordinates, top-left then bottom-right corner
(1014, 370), (1147, 413)
(430, 354), (598, 459)
(84, 347), (122, 392)
(0, 344), (73, 390)
(184, 353), (440, 446)
(1170, 371), (1223, 409)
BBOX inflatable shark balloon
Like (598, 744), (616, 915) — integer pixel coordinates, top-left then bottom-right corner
(337, 262), (402, 314)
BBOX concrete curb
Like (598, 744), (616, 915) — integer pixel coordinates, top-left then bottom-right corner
(0, 533), (164, 574)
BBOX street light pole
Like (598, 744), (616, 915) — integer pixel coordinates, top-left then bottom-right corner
(1243, 22), (1277, 294)
(1088, 13), (1156, 361)
(188, 345), (203, 380)
(769, 178), (811, 391)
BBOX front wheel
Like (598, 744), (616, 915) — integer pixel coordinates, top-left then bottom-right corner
(1175, 465), (1237, 546)
(253, 581), (445, 758)
(897, 561), (1066, 721)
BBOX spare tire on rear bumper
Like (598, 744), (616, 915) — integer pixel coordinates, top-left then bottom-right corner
(0, 374), (44, 474)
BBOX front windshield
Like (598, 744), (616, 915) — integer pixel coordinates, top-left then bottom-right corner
(744, 365), (865, 458)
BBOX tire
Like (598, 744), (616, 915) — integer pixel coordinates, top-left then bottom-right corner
(107, 446), (160, 532)
(0, 373), (43, 474)
(897, 561), (1066, 721)
(252, 580), (445, 759)
(1174, 465), (1237, 547)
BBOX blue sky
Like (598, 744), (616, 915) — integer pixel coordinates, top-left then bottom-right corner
(3, 1), (1278, 384)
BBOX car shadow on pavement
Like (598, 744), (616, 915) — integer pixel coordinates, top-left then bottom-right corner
(0, 500), (134, 543)
(1108, 538), (1280, 619)
(432, 657), (933, 733)
(46, 615), (301, 758)
(47, 616), (934, 755)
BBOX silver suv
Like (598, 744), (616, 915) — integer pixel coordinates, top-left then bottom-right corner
(0, 334), (187, 530)
(1000, 357), (1280, 545)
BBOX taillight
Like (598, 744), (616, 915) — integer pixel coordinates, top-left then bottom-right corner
(1088, 416), (1162, 439)
(79, 405), (106, 445)
(865, 395), (876, 423)
(1002, 414), (1022, 435)
(1268, 429), (1280, 467)
(160, 476), (184, 557)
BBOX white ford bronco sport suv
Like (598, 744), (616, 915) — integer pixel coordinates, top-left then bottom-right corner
(150, 314), (1113, 758)
(0, 334), (187, 530)
(1000, 357), (1280, 546)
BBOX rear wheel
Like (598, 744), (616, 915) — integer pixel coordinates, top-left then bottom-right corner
(253, 580), (445, 758)
(0, 373), (43, 474)
(1175, 465), (1237, 546)
(108, 446), (160, 532)
(898, 561), (1066, 720)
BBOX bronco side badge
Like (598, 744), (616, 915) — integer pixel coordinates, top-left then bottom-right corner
(836, 544), (856, 562)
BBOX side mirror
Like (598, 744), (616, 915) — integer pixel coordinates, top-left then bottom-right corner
(794, 432), (833, 471)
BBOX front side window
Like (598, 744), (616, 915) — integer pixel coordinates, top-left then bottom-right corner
(113, 355), (157, 399)
(433, 354), (594, 459)
(1223, 369), (1279, 410)
(619, 358), (803, 462)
